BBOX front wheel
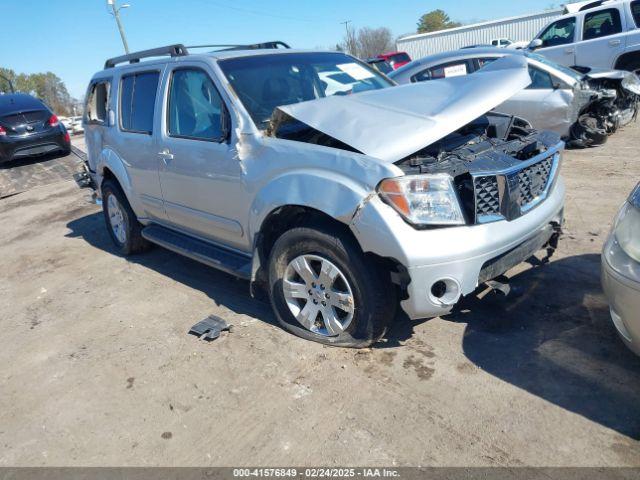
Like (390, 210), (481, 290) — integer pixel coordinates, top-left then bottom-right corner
(268, 224), (397, 348)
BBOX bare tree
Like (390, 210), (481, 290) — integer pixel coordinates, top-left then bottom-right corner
(339, 26), (394, 59)
(356, 27), (394, 59)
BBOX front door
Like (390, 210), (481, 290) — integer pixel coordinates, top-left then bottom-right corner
(157, 64), (247, 251)
(535, 16), (578, 67)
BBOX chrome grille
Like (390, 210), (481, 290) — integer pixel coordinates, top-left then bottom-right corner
(474, 175), (500, 217)
(517, 156), (553, 207)
(473, 154), (556, 223)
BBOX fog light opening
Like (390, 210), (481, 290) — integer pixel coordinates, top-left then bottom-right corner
(429, 278), (461, 306)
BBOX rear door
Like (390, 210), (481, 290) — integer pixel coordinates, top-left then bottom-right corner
(575, 6), (627, 70)
(495, 64), (574, 136)
(534, 16), (578, 67)
(114, 68), (167, 220)
(157, 62), (246, 250)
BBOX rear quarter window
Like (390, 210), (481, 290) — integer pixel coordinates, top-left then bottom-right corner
(85, 80), (111, 124)
(119, 71), (160, 134)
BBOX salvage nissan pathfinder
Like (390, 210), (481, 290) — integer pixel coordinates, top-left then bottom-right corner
(79, 43), (565, 347)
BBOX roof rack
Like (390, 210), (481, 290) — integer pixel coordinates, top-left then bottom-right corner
(104, 44), (189, 69)
(186, 41), (291, 52)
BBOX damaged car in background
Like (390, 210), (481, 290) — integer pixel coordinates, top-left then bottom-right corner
(389, 47), (640, 148)
(80, 46), (565, 348)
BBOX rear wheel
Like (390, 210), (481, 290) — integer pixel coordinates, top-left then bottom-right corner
(268, 224), (397, 348)
(101, 179), (149, 256)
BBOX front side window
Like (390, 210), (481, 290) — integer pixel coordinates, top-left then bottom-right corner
(168, 69), (225, 141)
(527, 66), (554, 89)
(539, 17), (576, 47)
(120, 71), (160, 134)
(86, 80), (110, 124)
(583, 8), (622, 40)
(218, 52), (392, 129)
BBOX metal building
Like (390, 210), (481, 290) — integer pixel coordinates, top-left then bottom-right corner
(397, 9), (563, 60)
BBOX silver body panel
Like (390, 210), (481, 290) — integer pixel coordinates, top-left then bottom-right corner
(602, 199), (640, 356)
(84, 49), (566, 320)
(390, 47), (639, 138)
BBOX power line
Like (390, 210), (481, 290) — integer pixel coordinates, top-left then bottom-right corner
(206, 1), (333, 23)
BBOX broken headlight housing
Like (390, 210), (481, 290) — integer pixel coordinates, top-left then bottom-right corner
(378, 174), (465, 226)
(614, 183), (640, 263)
(622, 73), (640, 96)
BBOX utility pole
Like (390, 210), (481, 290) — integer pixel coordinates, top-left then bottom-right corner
(341, 20), (356, 56)
(107, 0), (131, 54)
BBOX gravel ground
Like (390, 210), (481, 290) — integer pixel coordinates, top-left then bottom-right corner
(0, 128), (639, 467)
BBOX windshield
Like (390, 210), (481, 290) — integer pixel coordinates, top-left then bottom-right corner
(219, 52), (392, 129)
(524, 51), (583, 82)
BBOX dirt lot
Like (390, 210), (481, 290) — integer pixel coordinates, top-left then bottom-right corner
(0, 127), (639, 467)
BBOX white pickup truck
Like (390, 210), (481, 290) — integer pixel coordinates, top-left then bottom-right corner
(529, 0), (640, 74)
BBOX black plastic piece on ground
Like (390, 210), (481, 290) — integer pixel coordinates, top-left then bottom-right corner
(189, 315), (232, 341)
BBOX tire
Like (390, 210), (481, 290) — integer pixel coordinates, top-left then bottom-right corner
(101, 179), (149, 256)
(268, 223), (397, 348)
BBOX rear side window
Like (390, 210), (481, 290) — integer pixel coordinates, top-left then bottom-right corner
(412, 60), (469, 82)
(120, 71), (160, 134)
(583, 8), (622, 40)
(85, 81), (110, 124)
(168, 69), (225, 141)
(633, 1), (640, 27)
(527, 66), (554, 89)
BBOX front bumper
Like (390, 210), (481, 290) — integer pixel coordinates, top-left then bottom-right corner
(601, 233), (640, 356)
(351, 176), (566, 320)
(0, 128), (69, 163)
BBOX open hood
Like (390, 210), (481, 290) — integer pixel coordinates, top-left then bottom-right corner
(276, 55), (532, 163)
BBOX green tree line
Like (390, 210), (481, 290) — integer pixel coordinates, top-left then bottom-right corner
(0, 68), (76, 116)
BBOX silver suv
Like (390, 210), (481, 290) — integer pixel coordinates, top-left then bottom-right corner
(80, 43), (566, 347)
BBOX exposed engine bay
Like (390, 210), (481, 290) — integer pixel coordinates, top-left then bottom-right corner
(394, 112), (557, 175)
(569, 73), (640, 148)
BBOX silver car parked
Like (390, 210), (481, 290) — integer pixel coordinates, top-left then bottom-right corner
(78, 43), (566, 347)
(602, 183), (640, 356)
(389, 47), (640, 148)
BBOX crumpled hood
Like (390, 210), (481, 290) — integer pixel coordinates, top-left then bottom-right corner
(586, 69), (640, 95)
(277, 55), (532, 163)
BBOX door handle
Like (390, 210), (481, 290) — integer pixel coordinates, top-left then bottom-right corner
(158, 149), (174, 161)
(609, 39), (621, 46)
(564, 48), (574, 54)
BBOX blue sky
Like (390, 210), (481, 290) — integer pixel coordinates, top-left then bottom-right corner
(1, 0), (559, 98)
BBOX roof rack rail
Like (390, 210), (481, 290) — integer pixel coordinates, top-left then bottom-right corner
(104, 44), (189, 69)
(186, 41), (291, 52)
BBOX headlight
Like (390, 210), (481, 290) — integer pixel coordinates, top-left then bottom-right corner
(378, 174), (465, 226)
(614, 184), (640, 262)
(622, 73), (640, 96)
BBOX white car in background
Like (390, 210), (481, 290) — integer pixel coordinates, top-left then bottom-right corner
(58, 116), (73, 131)
(528, 0), (640, 74)
(71, 116), (84, 135)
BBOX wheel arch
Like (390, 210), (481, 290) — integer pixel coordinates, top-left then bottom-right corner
(614, 50), (640, 71)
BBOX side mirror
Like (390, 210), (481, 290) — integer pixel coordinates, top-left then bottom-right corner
(529, 39), (543, 50)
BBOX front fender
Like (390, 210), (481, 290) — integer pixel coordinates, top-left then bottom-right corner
(248, 169), (371, 244)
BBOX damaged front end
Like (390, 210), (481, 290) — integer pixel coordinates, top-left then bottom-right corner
(393, 112), (563, 226)
(568, 71), (640, 148)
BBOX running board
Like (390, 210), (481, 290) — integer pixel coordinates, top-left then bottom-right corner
(142, 225), (252, 279)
